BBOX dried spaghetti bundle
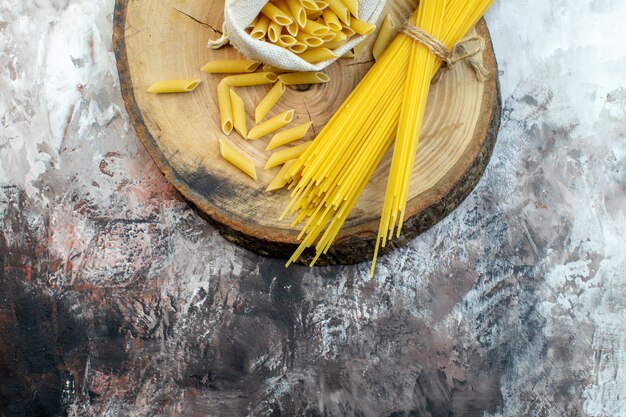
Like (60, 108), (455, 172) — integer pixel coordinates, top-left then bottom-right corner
(281, 0), (495, 273)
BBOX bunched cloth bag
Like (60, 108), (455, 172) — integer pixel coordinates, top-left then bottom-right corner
(220, 0), (387, 72)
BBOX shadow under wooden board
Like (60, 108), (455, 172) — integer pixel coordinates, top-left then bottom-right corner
(113, 0), (501, 266)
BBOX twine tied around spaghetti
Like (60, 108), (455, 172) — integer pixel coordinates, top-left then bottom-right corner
(401, 20), (488, 83)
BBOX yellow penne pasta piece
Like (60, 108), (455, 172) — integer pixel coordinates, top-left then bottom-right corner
(223, 72), (278, 87)
(219, 139), (257, 180)
(274, 0), (292, 15)
(323, 39), (347, 49)
(265, 142), (311, 169)
(247, 16), (259, 29)
(340, 0), (358, 17)
(297, 47), (337, 63)
(286, 0), (307, 27)
(299, 0), (319, 11)
(349, 17), (376, 35)
(266, 122), (312, 151)
(265, 159), (296, 192)
(372, 15), (396, 60)
(267, 160), (297, 192)
(353, 35), (367, 56)
(286, 21), (299, 36)
(248, 110), (294, 140)
(302, 19), (330, 35)
(147, 79), (201, 94)
(251, 15), (271, 40)
(289, 42), (308, 53)
(201, 60), (261, 74)
(307, 10), (324, 20)
(261, 3), (293, 26)
(217, 81), (233, 135)
(296, 32), (324, 47)
(340, 50), (354, 59)
(278, 72), (330, 86)
(278, 34), (298, 47)
(327, 0), (350, 24)
(320, 31), (337, 42)
(322, 9), (342, 31)
(268, 21), (282, 42)
(315, 1), (330, 9)
(341, 24), (356, 37)
(256, 81), (286, 123)
(229, 89), (248, 139)
(332, 29), (348, 41)
(262, 64), (291, 75)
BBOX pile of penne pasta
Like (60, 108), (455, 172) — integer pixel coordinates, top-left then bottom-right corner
(247, 0), (376, 63)
(146, 10), (401, 193)
(203, 60), (335, 189)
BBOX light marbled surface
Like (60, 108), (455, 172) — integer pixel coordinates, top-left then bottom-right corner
(1, 0), (625, 416)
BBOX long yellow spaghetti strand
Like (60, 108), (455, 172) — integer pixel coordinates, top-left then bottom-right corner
(372, 0), (495, 274)
(281, 0), (496, 274)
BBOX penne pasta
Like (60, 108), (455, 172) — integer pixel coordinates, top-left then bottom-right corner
(274, 0), (293, 15)
(278, 72), (330, 85)
(296, 32), (325, 47)
(302, 19), (331, 36)
(217, 81), (233, 135)
(331, 30), (348, 41)
(323, 39), (347, 49)
(262, 64), (291, 74)
(320, 31), (337, 42)
(286, 0), (308, 27)
(266, 121), (313, 150)
(251, 15), (271, 40)
(341, 24), (356, 37)
(229, 89), (248, 139)
(278, 34), (298, 47)
(201, 60), (261, 74)
(287, 21), (300, 36)
(223, 72), (278, 87)
(307, 10), (324, 20)
(353, 35), (367, 56)
(289, 42), (308, 53)
(372, 14), (396, 60)
(267, 160), (297, 192)
(147, 79), (201, 94)
(349, 17), (376, 35)
(322, 9), (342, 31)
(247, 16), (259, 29)
(256, 81), (286, 123)
(219, 139), (257, 180)
(265, 142), (311, 169)
(340, 50), (354, 59)
(340, 0), (358, 17)
(261, 2), (293, 26)
(315, 0), (330, 10)
(268, 21), (282, 43)
(297, 47), (337, 63)
(327, 0), (350, 25)
(299, 0), (320, 11)
(239, 0), (373, 65)
(248, 109), (294, 140)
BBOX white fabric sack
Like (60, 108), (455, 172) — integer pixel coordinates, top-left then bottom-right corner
(222, 0), (387, 72)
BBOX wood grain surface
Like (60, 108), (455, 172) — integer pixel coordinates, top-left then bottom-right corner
(113, 0), (501, 265)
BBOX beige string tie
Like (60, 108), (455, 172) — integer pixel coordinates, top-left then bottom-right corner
(208, 22), (230, 49)
(401, 20), (488, 83)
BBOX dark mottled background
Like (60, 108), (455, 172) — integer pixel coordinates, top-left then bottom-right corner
(1, 0), (625, 416)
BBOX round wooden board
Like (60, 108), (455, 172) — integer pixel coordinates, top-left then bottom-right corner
(113, 0), (501, 266)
